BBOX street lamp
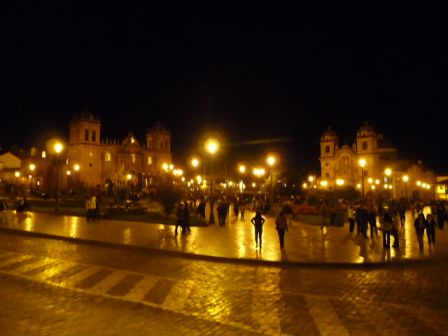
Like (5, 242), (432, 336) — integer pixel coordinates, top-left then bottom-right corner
(49, 140), (65, 213)
(384, 168), (392, 201)
(358, 158), (367, 197)
(402, 175), (409, 200)
(266, 154), (277, 207)
(205, 138), (219, 224)
(238, 165), (246, 194)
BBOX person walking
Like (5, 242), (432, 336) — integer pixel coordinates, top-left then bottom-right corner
(368, 205), (379, 238)
(233, 199), (239, 220)
(391, 211), (400, 248)
(175, 203), (185, 235)
(414, 213), (426, 251)
(0, 199), (7, 224)
(347, 204), (356, 233)
(425, 213), (437, 245)
(184, 202), (191, 233)
(251, 211), (265, 249)
(380, 209), (393, 249)
(275, 211), (288, 249)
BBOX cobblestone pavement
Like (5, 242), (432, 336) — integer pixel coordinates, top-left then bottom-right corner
(1, 233), (448, 335)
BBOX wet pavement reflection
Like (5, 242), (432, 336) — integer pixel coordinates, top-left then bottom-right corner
(1, 207), (447, 264)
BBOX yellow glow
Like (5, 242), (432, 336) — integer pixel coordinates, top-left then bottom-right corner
(416, 181), (422, 186)
(191, 158), (199, 168)
(14, 171), (20, 178)
(384, 168), (392, 176)
(66, 170), (71, 176)
(302, 183), (308, 189)
(375, 179), (380, 185)
(358, 158), (367, 168)
(320, 180), (328, 187)
(371, 185), (376, 190)
(205, 138), (219, 154)
(126, 174), (132, 181)
(130, 137), (135, 143)
(181, 177), (185, 182)
(336, 179), (345, 186)
(41, 151), (46, 158)
(389, 185), (393, 189)
(402, 175), (409, 182)
(173, 169), (183, 177)
(162, 163), (169, 171)
(266, 155), (276, 167)
(252, 182), (256, 187)
(169, 164), (174, 171)
(308, 175), (315, 182)
(253, 167), (266, 177)
(356, 183), (361, 189)
(28, 163), (36, 171)
(73, 164), (80, 171)
(239, 165), (246, 174)
(384, 184), (388, 189)
(427, 185), (431, 189)
(367, 177), (373, 184)
(54, 142), (64, 154)
(422, 183), (427, 188)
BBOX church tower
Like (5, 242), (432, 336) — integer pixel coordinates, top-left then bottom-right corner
(355, 122), (378, 154)
(69, 108), (101, 145)
(320, 127), (339, 180)
(146, 122), (172, 170)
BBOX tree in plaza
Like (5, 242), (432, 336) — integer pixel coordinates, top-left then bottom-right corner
(154, 174), (186, 216)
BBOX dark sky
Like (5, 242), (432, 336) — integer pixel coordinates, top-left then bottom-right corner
(2, 3), (448, 174)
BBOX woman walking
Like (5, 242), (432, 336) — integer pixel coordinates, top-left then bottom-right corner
(275, 211), (288, 249)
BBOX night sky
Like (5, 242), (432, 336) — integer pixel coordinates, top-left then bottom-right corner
(2, 3), (447, 174)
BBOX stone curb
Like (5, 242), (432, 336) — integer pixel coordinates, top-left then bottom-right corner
(0, 226), (444, 269)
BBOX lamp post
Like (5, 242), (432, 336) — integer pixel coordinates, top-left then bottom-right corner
(402, 175), (409, 200)
(358, 158), (367, 198)
(385, 168), (392, 201)
(51, 140), (65, 213)
(266, 155), (277, 208)
(191, 158), (200, 197)
(205, 138), (219, 224)
(238, 164), (246, 194)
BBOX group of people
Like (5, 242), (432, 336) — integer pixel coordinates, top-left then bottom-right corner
(175, 201), (191, 235)
(347, 201), (447, 251)
(250, 210), (289, 249)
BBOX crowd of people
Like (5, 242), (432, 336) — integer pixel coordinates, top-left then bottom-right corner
(347, 200), (447, 251)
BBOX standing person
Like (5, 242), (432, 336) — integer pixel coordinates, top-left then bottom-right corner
(414, 213), (426, 251)
(391, 211), (400, 248)
(240, 203), (246, 220)
(233, 199), (239, 220)
(175, 203), (185, 235)
(184, 202), (191, 233)
(425, 213), (437, 245)
(398, 204), (406, 229)
(85, 197), (92, 221)
(251, 211), (265, 249)
(368, 205), (379, 238)
(347, 204), (356, 233)
(436, 203), (446, 230)
(380, 209), (393, 249)
(197, 199), (206, 219)
(275, 211), (288, 249)
(90, 194), (97, 220)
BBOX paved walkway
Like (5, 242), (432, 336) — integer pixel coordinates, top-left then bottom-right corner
(1, 208), (447, 265)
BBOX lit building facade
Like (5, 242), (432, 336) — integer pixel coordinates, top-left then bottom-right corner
(319, 123), (436, 200)
(66, 111), (172, 188)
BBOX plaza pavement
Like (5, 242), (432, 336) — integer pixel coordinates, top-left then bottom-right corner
(0, 207), (447, 266)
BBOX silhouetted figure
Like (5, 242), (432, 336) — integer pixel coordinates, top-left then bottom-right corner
(426, 214), (437, 245)
(275, 211), (288, 249)
(414, 213), (426, 251)
(184, 202), (191, 232)
(251, 211), (265, 248)
(175, 203), (185, 235)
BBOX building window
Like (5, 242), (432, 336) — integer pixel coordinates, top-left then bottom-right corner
(362, 142), (368, 150)
(85, 129), (89, 141)
(92, 130), (96, 142)
(326, 172), (330, 178)
(325, 145), (330, 154)
(147, 156), (152, 165)
(131, 154), (136, 163)
(105, 153), (111, 162)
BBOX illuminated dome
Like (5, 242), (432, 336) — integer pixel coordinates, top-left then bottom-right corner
(320, 127), (338, 142)
(357, 122), (377, 138)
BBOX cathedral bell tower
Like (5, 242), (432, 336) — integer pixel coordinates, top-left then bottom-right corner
(320, 127), (339, 180)
(69, 108), (101, 145)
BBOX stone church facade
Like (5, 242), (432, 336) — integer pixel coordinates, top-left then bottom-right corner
(319, 123), (436, 200)
(66, 111), (172, 189)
